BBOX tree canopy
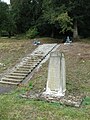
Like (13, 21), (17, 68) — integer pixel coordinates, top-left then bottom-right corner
(0, 1), (15, 37)
(0, 0), (90, 38)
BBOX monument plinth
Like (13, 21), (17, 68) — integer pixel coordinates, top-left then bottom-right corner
(43, 52), (66, 97)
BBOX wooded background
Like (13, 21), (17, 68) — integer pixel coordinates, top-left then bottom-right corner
(0, 0), (90, 39)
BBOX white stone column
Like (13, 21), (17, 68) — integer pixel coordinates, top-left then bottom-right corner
(43, 52), (66, 97)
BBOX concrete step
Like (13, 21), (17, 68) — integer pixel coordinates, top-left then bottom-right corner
(23, 65), (35, 67)
(27, 60), (41, 63)
(31, 59), (41, 62)
(25, 64), (37, 67)
(34, 55), (44, 57)
(0, 44), (58, 86)
(26, 61), (37, 64)
(5, 75), (25, 79)
(2, 77), (22, 82)
(25, 62), (38, 66)
(30, 58), (38, 60)
(29, 57), (41, 60)
(24, 63), (34, 66)
(24, 63), (39, 69)
(18, 66), (33, 69)
(0, 81), (18, 85)
(13, 70), (30, 74)
(24, 62), (39, 68)
(16, 68), (31, 71)
(9, 73), (27, 76)
(16, 68), (34, 72)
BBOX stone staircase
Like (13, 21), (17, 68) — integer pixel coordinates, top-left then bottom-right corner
(0, 44), (57, 85)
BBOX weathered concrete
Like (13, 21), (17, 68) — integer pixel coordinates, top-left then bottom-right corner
(43, 52), (66, 97)
(20, 91), (85, 108)
(0, 44), (58, 85)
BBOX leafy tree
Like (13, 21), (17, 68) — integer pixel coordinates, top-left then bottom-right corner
(42, 0), (72, 37)
(0, 1), (15, 37)
(67, 0), (90, 38)
(0, 2), (8, 35)
(11, 0), (42, 33)
(10, 0), (90, 38)
(26, 26), (38, 38)
(6, 9), (16, 38)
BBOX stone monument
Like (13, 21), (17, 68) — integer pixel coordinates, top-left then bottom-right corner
(64, 36), (72, 45)
(20, 50), (84, 107)
(43, 51), (66, 97)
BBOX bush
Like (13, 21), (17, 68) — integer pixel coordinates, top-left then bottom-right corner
(26, 27), (39, 39)
(0, 30), (8, 37)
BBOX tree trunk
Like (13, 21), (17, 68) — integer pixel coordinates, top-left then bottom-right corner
(8, 31), (11, 38)
(51, 25), (54, 38)
(73, 19), (79, 39)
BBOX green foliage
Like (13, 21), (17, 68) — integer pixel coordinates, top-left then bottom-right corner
(26, 27), (39, 39)
(0, 2), (16, 37)
(42, 0), (73, 36)
(56, 12), (73, 33)
(9, 0), (90, 38)
(11, 0), (42, 33)
(29, 81), (33, 89)
(82, 97), (90, 105)
(67, 0), (90, 38)
(0, 2), (8, 35)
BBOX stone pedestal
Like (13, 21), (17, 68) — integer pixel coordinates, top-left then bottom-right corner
(43, 52), (66, 97)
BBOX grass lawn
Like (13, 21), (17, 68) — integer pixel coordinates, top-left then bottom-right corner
(0, 38), (37, 73)
(0, 37), (90, 120)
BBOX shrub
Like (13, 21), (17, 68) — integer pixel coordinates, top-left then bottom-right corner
(29, 82), (33, 89)
(26, 27), (39, 39)
(0, 30), (8, 37)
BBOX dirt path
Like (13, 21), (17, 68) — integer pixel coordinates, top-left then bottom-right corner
(0, 84), (16, 94)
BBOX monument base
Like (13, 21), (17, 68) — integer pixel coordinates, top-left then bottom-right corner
(20, 91), (85, 108)
(42, 88), (65, 98)
(64, 42), (71, 45)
